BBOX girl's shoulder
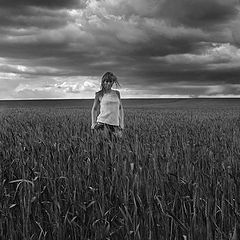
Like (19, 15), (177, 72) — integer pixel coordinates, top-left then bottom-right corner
(95, 90), (103, 96)
(114, 90), (120, 99)
(95, 90), (103, 101)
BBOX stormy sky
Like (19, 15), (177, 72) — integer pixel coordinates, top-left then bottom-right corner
(0, 0), (240, 99)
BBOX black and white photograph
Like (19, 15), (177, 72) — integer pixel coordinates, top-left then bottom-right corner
(0, 0), (240, 239)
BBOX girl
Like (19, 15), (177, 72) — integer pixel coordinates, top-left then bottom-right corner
(91, 72), (124, 137)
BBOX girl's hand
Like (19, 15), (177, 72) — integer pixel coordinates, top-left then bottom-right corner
(91, 123), (96, 129)
(115, 128), (123, 138)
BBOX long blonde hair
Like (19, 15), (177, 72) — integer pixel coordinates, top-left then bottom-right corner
(99, 72), (120, 95)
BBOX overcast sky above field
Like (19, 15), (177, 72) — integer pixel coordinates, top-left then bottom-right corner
(0, 0), (240, 99)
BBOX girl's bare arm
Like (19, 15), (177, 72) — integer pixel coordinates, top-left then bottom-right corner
(91, 92), (100, 129)
(116, 90), (124, 129)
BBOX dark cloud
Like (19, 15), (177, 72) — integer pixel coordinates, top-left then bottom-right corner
(0, 8), (68, 30)
(0, 0), (240, 99)
(0, 0), (86, 9)
(160, 0), (239, 28)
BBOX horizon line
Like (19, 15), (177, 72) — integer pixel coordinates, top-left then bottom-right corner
(1, 96), (240, 101)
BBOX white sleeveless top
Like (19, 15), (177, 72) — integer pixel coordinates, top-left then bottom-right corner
(97, 90), (120, 126)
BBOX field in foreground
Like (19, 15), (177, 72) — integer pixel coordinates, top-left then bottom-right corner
(1, 100), (240, 240)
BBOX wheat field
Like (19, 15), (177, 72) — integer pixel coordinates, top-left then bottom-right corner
(0, 100), (240, 240)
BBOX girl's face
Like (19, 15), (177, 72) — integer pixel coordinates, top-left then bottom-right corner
(103, 79), (114, 90)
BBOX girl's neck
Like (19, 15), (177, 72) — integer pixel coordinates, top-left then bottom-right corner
(104, 89), (112, 94)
